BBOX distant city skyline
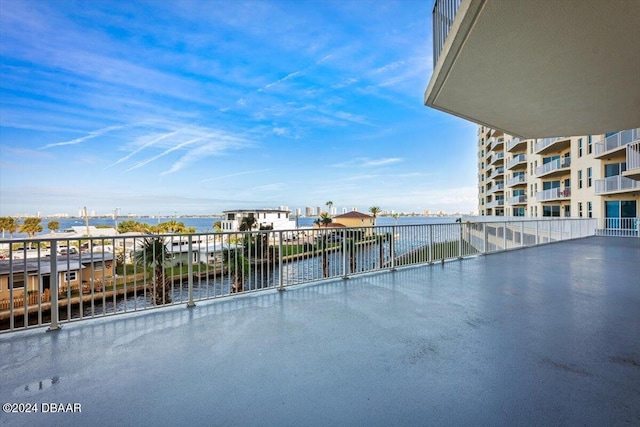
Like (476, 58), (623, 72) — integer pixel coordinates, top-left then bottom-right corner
(0, 0), (477, 217)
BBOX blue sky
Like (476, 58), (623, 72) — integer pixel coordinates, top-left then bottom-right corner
(0, 0), (477, 217)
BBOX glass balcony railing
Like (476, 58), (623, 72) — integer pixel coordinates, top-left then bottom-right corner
(508, 194), (527, 205)
(507, 175), (526, 187)
(594, 128), (639, 157)
(536, 187), (571, 201)
(594, 175), (640, 194)
(507, 154), (526, 169)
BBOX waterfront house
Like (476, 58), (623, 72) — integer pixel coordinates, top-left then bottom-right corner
(0, 252), (115, 303)
(330, 211), (375, 236)
(221, 209), (296, 232)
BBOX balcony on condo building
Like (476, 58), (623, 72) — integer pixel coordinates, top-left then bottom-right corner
(485, 200), (504, 209)
(426, 1), (640, 138)
(508, 194), (527, 205)
(507, 174), (526, 188)
(486, 182), (504, 196)
(623, 139), (640, 181)
(594, 175), (640, 195)
(488, 151), (504, 167)
(488, 166), (505, 181)
(534, 136), (571, 155)
(506, 153), (527, 170)
(594, 128), (639, 160)
(489, 136), (505, 152)
(536, 187), (571, 202)
(535, 156), (571, 179)
(506, 137), (527, 152)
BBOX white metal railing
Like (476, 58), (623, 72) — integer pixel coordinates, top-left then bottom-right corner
(465, 218), (597, 254)
(596, 218), (640, 237)
(433, 0), (462, 66)
(489, 151), (505, 166)
(487, 183), (504, 195)
(486, 199), (505, 208)
(627, 140), (640, 172)
(535, 136), (568, 153)
(594, 128), (639, 156)
(508, 195), (527, 205)
(594, 175), (640, 194)
(506, 137), (526, 152)
(488, 167), (505, 180)
(507, 154), (526, 169)
(489, 137), (505, 151)
(507, 174), (526, 187)
(535, 156), (571, 177)
(536, 187), (571, 201)
(0, 219), (600, 334)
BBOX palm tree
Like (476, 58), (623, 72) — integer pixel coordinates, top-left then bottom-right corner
(319, 212), (332, 227)
(19, 217), (43, 238)
(47, 220), (60, 234)
(325, 201), (333, 214)
(392, 213), (399, 225)
(134, 236), (172, 305)
(222, 247), (250, 293)
(239, 215), (257, 232)
(118, 220), (151, 234)
(369, 206), (381, 226)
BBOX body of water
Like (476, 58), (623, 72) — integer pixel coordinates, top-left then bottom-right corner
(7, 215), (457, 238)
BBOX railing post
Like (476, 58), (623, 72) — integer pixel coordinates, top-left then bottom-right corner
(483, 224), (488, 253)
(390, 225), (396, 270)
(428, 225), (433, 263)
(341, 229), (349, 279)
(186, 235), (195, 307)
(47, 240), (60, 332)
(535, 221), (539, 245)
(458, 222), (463, 259)
(278, 231), (285, 291)
(503, 222), (507, 250)
(520, 221), (524, 247)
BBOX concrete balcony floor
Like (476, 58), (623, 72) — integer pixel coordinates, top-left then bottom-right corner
(1, 237), (639, 426)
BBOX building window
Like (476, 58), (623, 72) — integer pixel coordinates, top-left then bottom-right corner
(578, 202), (583, 217)
(64, 272), (77, 282)
(587, 135), (592, 154)
(578, 170), (583, 189)
(10, 273), (25, 289)
(514, 207), (525, 216)
(578, 138), (583, 157)
(543, 205), (561, 217)
(587, 167), (592, 187)
(605, 162), (627, 177)
(587, 202), (593, 218)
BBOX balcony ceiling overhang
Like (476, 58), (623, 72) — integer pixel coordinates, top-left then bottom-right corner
(424, 0), (640, 138)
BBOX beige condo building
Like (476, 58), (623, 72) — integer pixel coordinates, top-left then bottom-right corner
(478, 127), (640, 223)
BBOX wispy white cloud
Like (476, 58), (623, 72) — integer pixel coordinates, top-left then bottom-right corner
(332, 157), (403, 168)
(125, 137), (204, 172)
(259, 70), (303, 92)
(107, 130), (179, 168)
(161, 136), (249, 176)
(41, 124), (127, 149)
